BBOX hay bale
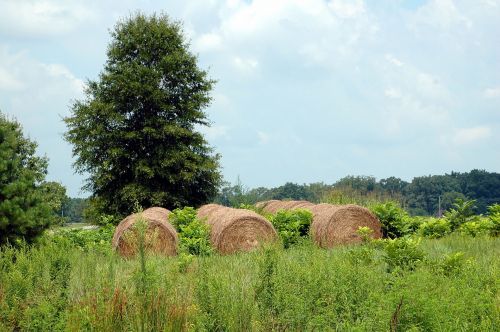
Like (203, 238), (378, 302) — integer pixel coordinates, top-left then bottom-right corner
(112, 207), (178, 258)
(308, 204), (382, 247)
(255, 200), (279, 210)
(198, 204), (278, 254)
(259, 200), (315, 214)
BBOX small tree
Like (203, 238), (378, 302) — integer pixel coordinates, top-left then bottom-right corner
(39, 181), (69, 225)
(0, 112), (52, 244)
(444, 198), (478, 231)
(64, 13), (222, 219)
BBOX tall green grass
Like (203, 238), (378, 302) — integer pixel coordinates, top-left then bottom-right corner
(0, 234), (498, 331)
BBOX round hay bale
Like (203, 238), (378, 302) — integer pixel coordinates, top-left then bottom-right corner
(308, 204), (381, 248)
(112, 207), (178, 258)
(198, 204), (278, 254)
(255, 200), (281, 210)
(260, 200), (315, 214)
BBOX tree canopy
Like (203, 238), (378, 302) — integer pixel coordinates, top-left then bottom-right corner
(64, 13), (222, 219)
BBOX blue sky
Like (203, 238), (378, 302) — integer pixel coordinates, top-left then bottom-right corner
(0, 0), (499, 197)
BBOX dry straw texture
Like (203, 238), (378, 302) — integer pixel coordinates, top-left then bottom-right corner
(112, 207), (178, 258)
(308, 203), (382, 247)
(257, 200), (382, 247)
(197, 204), (278, 254)
(257, 200), (315, 214)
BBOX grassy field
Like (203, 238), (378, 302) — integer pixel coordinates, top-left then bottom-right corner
(0, 231), (498, 331)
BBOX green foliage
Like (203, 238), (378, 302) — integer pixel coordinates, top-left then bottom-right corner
(267, 209), (313, 248)
(255, 245), (279, 318)
(371, 201), (412, 238)
(0, 235), (498, 330)
(356, 226), (374, 244)
(216, 170), (500, 216)
(214, 177), (253, 207)
(39, 181), (69, 225)
(41, 224), (115, 251)
(429, 252), (470, 277)
(170, 207), (212, 256)
(383, 237), (425, 272)
(458, 219), (492, 237)
(487, 203), (500, 236)
(0, 113), (53, 245)
(215, 180), (335, 206)
(419, 218), (451, 238)
(64, 13), (221, 218)
(444, 198), (479, 231)
(63, 197), (88, 223)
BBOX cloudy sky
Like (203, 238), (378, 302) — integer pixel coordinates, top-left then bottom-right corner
(0, 0), (499, 197)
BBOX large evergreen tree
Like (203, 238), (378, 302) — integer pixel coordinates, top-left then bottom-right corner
(64, 13), (221, 218)
(0, 112), (52, 244)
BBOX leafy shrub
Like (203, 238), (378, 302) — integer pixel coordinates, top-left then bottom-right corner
(457, 219), (492, 237)
(444, 198), (479, 231)
(170, 207), (212, 256)
(433, 252), (469, 277)
(371, 201), (412, 238)
(267, 209), (313, 248)
(356, 226), (374, 243)
(383, 237), (425, 272)
(487, 204), (500, 237)
(419, 218), (451, 239)
(41, 224), (115, 251)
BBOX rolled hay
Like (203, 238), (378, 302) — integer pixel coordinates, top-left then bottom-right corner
(255, 200), (279, 210)
(197, 204), (278, 254)
(308, 204), (382, 248)
(259, 200), (315, 214)
(112, 207), (178, 258)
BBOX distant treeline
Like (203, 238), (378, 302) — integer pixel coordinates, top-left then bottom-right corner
(214, 169), (500, 216)
(63, 198), (88, 223)
(66, 169), (500, 220)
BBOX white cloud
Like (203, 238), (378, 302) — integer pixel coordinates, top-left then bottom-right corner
(410, 0), (472, 31)
(42, 64), (85, 94)
(204, 0), (376, 70)
(232, 56), (259, 74)
(199, 125), (230, 140)
(0, 0), (94, 38)
(257, 131), (269, 144)
(0, 46), (85, 196)
(384, 88), (401, 99)
(328, 0), (365, 19)
(0, 46), (84, 99)
(194, 32), (223, 52)
(0, 66), (24, 91)
(483, 86), (500, 98)
(380, 57), (452, 137)
(385, 54), (404, 67)
(452, 126), (492, 145)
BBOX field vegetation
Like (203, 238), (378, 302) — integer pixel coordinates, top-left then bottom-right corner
(1, 202), (499, 331)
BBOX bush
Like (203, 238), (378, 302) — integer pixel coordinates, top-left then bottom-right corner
(267, 209), (313, 248)
(170, 207), (212, 256)
(371, 201), (412, 238)
(383, 237), (425, 272)
(40, 224), (115, 251)
(431, 252), (470, 277)
(444, 198), (479, 231)
(458, 219), (492, 237)
(487, 204), (500, 237)
(419, 218), (451, 239)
